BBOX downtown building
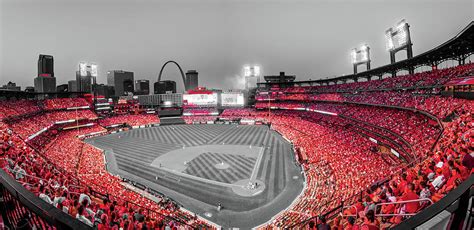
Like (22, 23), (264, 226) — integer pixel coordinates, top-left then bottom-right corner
(185, 70), (199, 91)
(134, 79), (150, 95)
(76, 71), (93, 93)
(107, 70), (134, 97)
(34, 54), (56, 93)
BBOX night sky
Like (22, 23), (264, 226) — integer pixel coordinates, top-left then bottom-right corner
(1, 0), (473, 92)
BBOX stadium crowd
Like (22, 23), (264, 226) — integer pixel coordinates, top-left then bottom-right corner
(233, 106), (472, 229)
(331, 110), (473, 229)
(239, 111), (397, 227)
(43, 98), (90, 110)
(257, 63), (474, 95)
(0, 120), (211, 229)
(0, 62), (473, 229)
(98, 114), (160, 127)
(257, 89), (474, 121)
(248, 64), (473, 228)
(0, 100), (41, 120)
(183, 116), (218, 124)
(0, 98), (211, 229)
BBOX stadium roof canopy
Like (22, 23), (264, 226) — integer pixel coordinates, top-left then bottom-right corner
(258, 21), (474, 87)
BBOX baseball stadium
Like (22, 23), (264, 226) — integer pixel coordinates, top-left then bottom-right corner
(1, 1), (474, 230)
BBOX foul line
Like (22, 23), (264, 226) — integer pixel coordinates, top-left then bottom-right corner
(250, 129), (269, 182)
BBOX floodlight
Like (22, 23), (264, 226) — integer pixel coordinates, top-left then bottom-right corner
(385, 19), (413, 74)
(396, 20), (407, 31)
(362, 50), (368, 61)
(90, 64), (98, 77)
(351, 49), (357, 64)
(79, 62), (87, 77)
(396, 29), (408, 46)
(243, 65), (261, 77)
(385, 31), (394, 51)
(244, 66), (251, 77)
(351, 44), (371, 74)
(386, 19), (410, 51)
(254, 66), (261, 76)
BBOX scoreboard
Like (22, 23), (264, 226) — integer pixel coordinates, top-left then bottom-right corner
(221, 92), (245, 107)
(183, 93), (218, 107)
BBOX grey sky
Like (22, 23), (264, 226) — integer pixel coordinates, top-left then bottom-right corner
(1, 0), (473, 92)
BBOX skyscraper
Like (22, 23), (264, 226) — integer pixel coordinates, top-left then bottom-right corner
(185, 70), (198, 91)
(34, 54), (56, 93)
(95, 84), (115, 98)
(76, 62), (98, 93)
(34, 76), (56, 93)
(76, 71), (93, 93)
(38, 54), (54, 77)
(134, 80), (150, 95)
(154, 80), (176, 94)
(68, 80), (77, 92)
(107, 70), (134, 96)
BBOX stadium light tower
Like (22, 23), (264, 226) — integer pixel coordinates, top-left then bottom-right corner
(90, 63), (98, 78)
(385, 19), (414, 75)
(79, 62), (88, 77)
(89, 63), (98, 104)
(351, 44), (371, 74)
(243, 65), (261, 90)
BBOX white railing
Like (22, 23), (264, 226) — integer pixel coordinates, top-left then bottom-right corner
(375, 198), (434, 217)
(341, 198), (434, 218)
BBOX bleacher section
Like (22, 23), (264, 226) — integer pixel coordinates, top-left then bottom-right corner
(0, 61), (473, 229)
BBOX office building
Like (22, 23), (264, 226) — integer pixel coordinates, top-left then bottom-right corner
(107, 70), (134, 96)
(134, 79), (150, 95)
(185, 70), (199, 91)
(154, 80), (176, 94)
(34, 54), (56, 93)
(34, 76), (56, 93)
(56, 84), (68, 92)
(95, 84), (115, 98)
(38, 54), (54, 77)
(76, 71), (93, 93)
(68, 80), (77, 92)
(0, 82), (21, 91)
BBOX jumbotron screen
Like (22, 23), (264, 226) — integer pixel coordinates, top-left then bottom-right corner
(221, 92), (245, 107)
(183, 93), (218, 107)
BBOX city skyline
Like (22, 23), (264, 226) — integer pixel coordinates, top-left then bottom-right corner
(1, 0), (473, 92)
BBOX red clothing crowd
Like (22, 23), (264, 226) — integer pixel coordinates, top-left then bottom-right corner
(99, 114), (160, 127)
(0, 99), (211, 229)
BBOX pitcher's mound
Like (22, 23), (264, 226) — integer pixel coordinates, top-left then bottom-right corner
(214, 162), (230, 169)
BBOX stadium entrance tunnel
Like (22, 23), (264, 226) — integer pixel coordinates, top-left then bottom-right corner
(85, 124), (305, 229)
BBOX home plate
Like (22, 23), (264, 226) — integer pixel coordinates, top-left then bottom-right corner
(231, 179), (265, 197)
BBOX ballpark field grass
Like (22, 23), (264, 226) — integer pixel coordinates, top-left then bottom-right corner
(86, 124), (304, 229)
